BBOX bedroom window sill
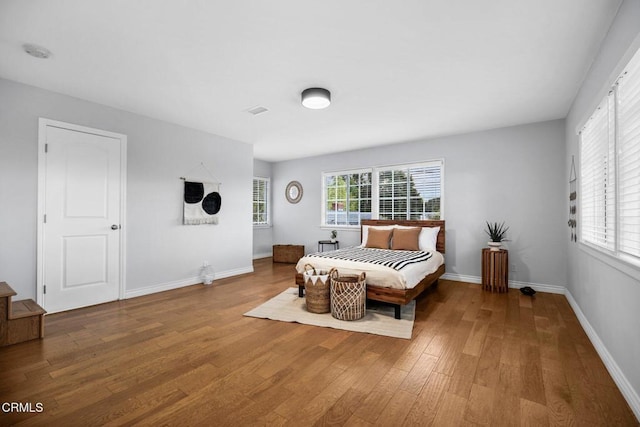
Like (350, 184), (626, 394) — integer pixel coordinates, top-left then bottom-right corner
(319, 225), (360, 231)
(579, 243), (640, 281)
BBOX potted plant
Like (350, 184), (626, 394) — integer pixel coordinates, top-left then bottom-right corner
(485, 221), (509, 251)
(330, 230), (338, 243)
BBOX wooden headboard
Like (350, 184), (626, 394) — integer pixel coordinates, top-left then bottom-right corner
(360, 219), (446, 253)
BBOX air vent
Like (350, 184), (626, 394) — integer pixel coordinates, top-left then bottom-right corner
(23, 43), (52, 59)
(247, 106), (269, 116)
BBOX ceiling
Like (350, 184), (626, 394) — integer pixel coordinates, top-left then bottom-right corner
(0, 1), (622, 162)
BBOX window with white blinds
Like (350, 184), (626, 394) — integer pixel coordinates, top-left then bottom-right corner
(580, 94), (615, 250)
(252, 177), (269, 226)
(579, 46), (640, 264)
(321, 160), (444, 227)
(617, 50), (640, 259)
(378, 161), (443, 220)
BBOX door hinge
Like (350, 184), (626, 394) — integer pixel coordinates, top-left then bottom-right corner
(44, 214), (47, 223)
(43, 285), (46, 294)
(45, 143), (48, 153)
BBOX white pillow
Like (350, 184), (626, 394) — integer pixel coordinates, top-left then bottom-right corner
(361, 225), (395, 246)
(395, 225), (440, 252)
(418, 226), (440, 252)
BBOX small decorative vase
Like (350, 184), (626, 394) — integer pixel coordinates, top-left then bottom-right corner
(330, 238), (336, 243)
(201, 264), (214, 285)
(488, 241), (502, 251)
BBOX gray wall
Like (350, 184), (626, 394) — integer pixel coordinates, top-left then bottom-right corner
(271, 119), (567, 288)
(253, 158), (273, 258)
(565, 0), (640, 416)
(0, 78), (253, 301)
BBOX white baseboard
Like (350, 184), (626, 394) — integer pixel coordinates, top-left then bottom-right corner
(565, 290), (640, 421)
(442, 273), (481, 284)
(441, 273), (565, 294)
(215, 266), (254, 279)
(124, 265), (254, 299)
(253, 252), (272, 260)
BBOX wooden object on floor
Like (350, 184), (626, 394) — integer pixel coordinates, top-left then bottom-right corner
(482, 248), (509, 293)
(0, 258), (636, 426)
(329, 270), (366, 321)
(302, 265), (331, 314)
(0, 281), (46, 346)
(272, 244), (304, 263)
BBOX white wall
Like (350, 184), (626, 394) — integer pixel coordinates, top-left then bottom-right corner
(0, 78), (253, 301)
(253, 159), (273, 258)
(564, 0), (640, 418)
(271, 119), (567, 289)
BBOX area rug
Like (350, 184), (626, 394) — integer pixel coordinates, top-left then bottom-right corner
(244, 287), (415, 339)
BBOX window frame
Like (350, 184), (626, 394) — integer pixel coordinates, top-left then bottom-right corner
(376, 160), (444, 221)
(320, 160), (445, 229)
(321, 168), (373, 229)
(252, 176), (270, 227)
(578, 46), (640, 270)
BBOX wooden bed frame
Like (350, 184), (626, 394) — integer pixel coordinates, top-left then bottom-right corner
(295, 219), (445, 319)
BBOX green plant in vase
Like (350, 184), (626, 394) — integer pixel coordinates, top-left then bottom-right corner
(485, 221), (509, 251)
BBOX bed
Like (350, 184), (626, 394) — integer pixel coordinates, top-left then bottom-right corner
(294, 219), (445, 319)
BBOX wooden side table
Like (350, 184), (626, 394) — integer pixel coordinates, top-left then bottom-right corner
(482, 248), (508, 293)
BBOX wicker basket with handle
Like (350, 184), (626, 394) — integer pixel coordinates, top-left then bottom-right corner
(303, 264), (334, 314)
(330, 269), (366, 321)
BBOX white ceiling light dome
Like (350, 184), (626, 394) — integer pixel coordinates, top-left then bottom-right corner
(301, 87), (331, 109)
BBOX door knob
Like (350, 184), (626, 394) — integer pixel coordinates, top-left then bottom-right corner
(111, 224), (120, 230)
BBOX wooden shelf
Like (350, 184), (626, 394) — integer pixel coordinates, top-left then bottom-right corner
(482, 248), (508, 293)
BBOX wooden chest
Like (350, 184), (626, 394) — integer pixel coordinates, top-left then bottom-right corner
(273, 244), (304, 263)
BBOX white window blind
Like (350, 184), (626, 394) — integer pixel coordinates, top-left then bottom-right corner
(252, 177), (269, 225)
(617, 50), (640, 259)
(580, 94), (615, 251)
(378, 161), (443, 220)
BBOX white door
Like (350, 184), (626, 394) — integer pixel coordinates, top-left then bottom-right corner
(39, 121), (126, 313)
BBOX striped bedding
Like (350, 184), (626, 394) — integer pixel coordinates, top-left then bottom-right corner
(306, 247), (433, 271)
(296, 246), (444, 290)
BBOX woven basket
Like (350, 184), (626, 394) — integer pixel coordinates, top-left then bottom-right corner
(330, 269), (366, 321)
(303, 264), (334, 314)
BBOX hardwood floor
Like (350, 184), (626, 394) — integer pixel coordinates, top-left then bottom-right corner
(0, 258), (637, 426)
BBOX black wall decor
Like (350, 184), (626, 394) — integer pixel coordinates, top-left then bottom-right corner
(183, 181), (221, 225)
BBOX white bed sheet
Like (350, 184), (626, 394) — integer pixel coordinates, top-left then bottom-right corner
(296, 248), (444, 290)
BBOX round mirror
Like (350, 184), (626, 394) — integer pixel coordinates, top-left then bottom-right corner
(285, 181), (303, 204)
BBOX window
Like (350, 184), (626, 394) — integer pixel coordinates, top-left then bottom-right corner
(252, 177), (269, 226)
(580, 94), (615, 250)
(321, 160), (443, 227)
(378, 161), (442, 220)
(580, 47), (640, 263)
(323, 170), (372, 226)
(617, 51), (640, 259)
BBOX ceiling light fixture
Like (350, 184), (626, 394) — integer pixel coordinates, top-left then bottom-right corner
(23, 43), (52, 59)
(301, 88), (331, 109)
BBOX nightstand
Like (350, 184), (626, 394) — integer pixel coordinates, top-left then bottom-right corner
(482, 248), (508, 293)
(318, 240), (339, 252)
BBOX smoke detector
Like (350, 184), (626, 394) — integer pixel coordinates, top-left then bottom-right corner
(23, 43), (52, 59)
